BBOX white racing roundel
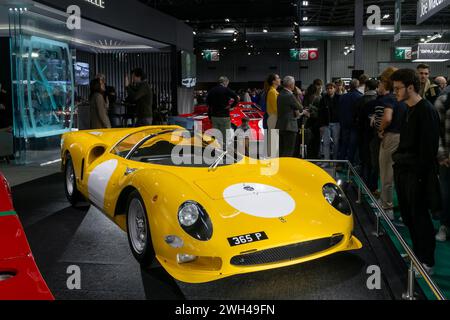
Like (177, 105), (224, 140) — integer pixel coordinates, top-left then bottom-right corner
(223, 183), (296, 218)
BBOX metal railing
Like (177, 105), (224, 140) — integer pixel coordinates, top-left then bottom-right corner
(308, 159), (446, 301)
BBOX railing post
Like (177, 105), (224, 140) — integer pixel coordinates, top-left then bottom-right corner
(402, 261), (417, 300)
(356, 183), (362, 204)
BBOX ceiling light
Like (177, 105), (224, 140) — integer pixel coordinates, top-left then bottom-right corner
(248, 52), (251, 55)
(225, 18), (230, 23)
(233, 38), (237, 42)
(193, 31), (196, 35)
(293, 21), (299, 26)
(422, 33), (444, 43)
(263, 28), (268, 33)
(382, 14), (390, 19)
(303, 16), (308, 21)
(302, 1), (309, 6)
(223, 47), (227, 50)
(277, 52), (280, 55)
(413, 59), (449, 62)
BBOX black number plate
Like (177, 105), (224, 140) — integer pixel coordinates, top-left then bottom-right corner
(227, 232), (268, 247)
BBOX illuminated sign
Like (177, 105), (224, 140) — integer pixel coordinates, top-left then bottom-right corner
(290, 48), (319, 61)
(84, 0), (105, 9)
(417, 0), (450, 24)
(394, 47), (412, 60)
(412, 43), (450, 62)
(202, 50), (220, 62)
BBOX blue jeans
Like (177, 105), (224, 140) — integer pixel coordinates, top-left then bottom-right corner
(441, 165), (450, 227)
(321, 123), (340, 160)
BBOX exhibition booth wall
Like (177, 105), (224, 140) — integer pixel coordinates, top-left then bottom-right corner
(0, 0), (193, 164)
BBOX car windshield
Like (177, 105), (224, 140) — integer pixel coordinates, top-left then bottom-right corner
(113, 129), (243, 167)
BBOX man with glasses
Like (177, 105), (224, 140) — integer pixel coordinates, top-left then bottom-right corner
(417, 64), (441, 105)
(391, 69), (441, 275)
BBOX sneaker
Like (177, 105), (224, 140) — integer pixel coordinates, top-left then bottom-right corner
(384, 209), (395, 221)
(436, 225), (448, 242)
(414, 263), (434, 277)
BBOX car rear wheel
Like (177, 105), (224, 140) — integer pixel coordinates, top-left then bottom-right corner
(126, 190), (155, 265)
(64, 154), (81, 206)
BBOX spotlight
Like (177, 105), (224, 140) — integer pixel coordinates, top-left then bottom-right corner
(303, 16), (308, 21)
(225, 18), (230, 23)
(248, 52), (251, 56)
(293, 21), (299, 26)
(382, 14), (390, 19)
(302, 1), (309, 6)
(193, 31), (197, 35)
(263, 28), (268, 33)
(277, 52), (280, 55)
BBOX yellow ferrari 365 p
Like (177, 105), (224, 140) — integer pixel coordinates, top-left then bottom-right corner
(61, 126), (362, 283)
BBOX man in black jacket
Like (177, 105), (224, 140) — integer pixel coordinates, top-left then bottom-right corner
(318, 83), (341, 160)
(125, 68), (153, 127)
(391, 69), (441, 275)
(355, 79), (378, 190)
(206, 76), (239, 146)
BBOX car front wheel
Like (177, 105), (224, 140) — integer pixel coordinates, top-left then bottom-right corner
(64, 154), (81, 206)
(126, 190), (155, 265)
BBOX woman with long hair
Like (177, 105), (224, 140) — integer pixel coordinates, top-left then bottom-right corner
(89, 78), (111, 129)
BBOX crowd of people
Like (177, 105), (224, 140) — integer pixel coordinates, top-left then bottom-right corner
(203, 64), (450, 275)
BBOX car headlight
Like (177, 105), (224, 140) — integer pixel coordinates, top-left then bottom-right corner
(178, 201), (213, 241)
(178, 202), (200, 227)
(322, 183), (352, 216)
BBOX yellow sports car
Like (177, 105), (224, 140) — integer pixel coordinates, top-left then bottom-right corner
(61, 126), (362, 283)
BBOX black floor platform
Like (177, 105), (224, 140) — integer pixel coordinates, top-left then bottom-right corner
(12, 173), (412, 300)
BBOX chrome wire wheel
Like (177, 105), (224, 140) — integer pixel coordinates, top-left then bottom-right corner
(128, 198), (148, 255)
(66, 160), (75, 197)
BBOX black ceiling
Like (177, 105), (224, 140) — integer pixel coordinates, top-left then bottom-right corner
(139, 0), (450, 51)
(139, 0), (450, 28)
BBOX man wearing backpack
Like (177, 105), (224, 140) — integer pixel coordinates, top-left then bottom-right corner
(435, 91), (450, 241)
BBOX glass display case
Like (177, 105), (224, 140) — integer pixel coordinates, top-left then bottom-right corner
(12, 36), (75, 139)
